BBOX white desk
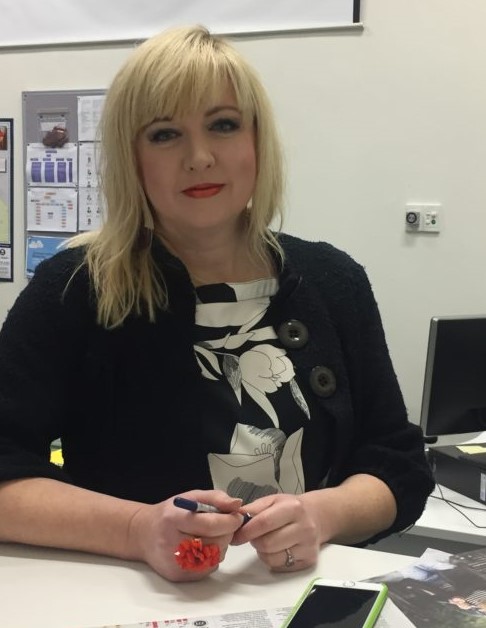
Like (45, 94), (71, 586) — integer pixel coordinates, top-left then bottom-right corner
(408, 484), (486, 546)
(0, 542), (415, 628)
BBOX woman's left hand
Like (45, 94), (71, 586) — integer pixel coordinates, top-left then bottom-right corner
(231, 493), (322, 572)
(232, 477), (398, 572)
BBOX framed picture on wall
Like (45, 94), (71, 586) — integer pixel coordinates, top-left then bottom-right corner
(0, 118), (13, 282)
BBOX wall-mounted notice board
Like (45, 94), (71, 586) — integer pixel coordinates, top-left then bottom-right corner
(0, 119), (13, 282)
(0, 1), (361, 48)
(22, 90), (105, 278)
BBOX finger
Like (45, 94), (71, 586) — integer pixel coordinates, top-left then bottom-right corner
(172, 490), (245, 533)
(257, 546), (300, 572)
(177, 510), (244, 539)
(233, 497), (299, 544)
(181, 489), (243, 512)
(257, 544), (317, 573)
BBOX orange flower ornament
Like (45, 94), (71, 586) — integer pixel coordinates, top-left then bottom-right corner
(174, 537), (221, 572)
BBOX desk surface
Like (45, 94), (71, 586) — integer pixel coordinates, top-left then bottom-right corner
(0, 542), (414, 628)
(409, 484), (486, 545)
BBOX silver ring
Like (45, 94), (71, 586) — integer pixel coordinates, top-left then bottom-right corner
(284, 548), (295, 568)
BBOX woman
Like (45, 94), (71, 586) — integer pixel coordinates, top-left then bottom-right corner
(0, 26), (434, 582)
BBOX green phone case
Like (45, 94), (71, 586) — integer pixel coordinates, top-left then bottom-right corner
(280, 577), (388, 628)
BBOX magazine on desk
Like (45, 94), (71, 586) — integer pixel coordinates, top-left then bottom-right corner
(367, 546), (486, 627)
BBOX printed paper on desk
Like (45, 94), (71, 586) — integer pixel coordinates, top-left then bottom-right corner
(87, 606), (292, 628)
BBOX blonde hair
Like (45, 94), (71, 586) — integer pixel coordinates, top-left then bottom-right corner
(69, 25), (284, 328)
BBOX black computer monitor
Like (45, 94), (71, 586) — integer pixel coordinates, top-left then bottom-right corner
(420, 315), (486, 438)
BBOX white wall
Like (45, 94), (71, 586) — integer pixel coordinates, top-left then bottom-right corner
(1, 0), (485, 423)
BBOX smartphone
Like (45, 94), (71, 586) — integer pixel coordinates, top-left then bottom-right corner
(281, 577), (388, 628)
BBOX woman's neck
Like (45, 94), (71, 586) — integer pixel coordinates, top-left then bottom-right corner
(188, 254), (274, 287)
(158, 226), (274, 286)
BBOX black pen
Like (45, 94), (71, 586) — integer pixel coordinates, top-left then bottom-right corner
(173, 496), (252, 525)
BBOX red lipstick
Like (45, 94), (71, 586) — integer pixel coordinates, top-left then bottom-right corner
(182, 183), (224, 199)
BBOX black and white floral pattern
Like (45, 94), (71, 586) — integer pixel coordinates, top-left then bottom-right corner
(194, 279), (311, 501)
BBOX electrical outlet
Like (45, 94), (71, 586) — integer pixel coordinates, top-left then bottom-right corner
(405, 204), (441, 233)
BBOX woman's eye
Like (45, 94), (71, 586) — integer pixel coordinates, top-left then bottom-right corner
(210, 118), (241, 133)
(148, 128), (180, 143)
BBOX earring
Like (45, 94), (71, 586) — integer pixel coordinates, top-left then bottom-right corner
(137, 226), (153, 250)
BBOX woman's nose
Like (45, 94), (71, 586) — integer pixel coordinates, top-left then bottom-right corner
(183, 138), (215, 172)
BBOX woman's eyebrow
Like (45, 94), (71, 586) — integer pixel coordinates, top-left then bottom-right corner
(205, 105), (241, 117)
(146, 106), (241, 126)
(148, 116), (172, 124)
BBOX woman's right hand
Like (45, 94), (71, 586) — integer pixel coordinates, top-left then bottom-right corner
(126, 489), (245, 581)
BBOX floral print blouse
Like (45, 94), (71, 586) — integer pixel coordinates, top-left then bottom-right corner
(194, 278), (332, 505)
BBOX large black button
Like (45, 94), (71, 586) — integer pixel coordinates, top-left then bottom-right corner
(277, 319), (309, 349)
(309, 366), (337, 398)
